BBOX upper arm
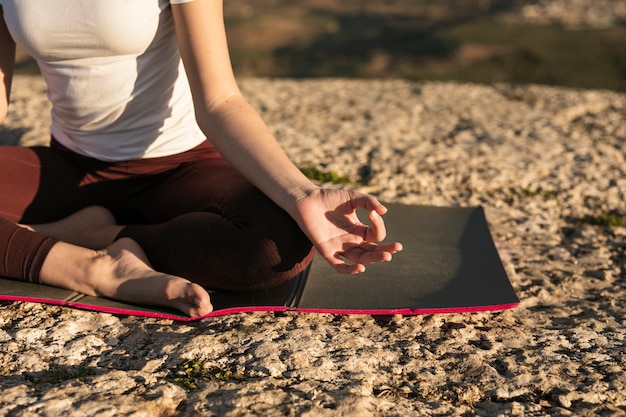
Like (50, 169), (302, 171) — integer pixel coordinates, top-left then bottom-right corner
(0, 6), (16, 122)
(171, 0), (241, 111)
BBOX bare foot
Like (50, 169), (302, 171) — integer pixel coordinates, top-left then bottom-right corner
(40, 238), (213, 317)
(22, 206), (123, 249)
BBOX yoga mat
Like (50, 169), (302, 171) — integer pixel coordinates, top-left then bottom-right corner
(0, 204), (519, 321)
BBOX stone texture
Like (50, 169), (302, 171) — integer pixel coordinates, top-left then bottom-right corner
(1, 74), (625, 416)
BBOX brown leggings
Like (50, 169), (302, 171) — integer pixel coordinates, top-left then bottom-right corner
(0, 139), (314, 291)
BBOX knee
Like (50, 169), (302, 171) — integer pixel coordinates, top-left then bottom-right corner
(220, 223), (315, 291)
(123, 209), (315, 292)
(210, 191), (316, 291)
(119, 176), (318, 291)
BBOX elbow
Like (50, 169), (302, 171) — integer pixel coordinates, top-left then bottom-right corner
(193, 93), (249, 132)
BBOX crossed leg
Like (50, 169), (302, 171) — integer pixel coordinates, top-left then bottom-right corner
(19, 206), (213, 317)
(2, 141), (313, 317)
(22, 206), (120, 249)
(41, 236), (214, 317)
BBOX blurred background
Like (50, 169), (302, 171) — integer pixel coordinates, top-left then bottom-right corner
(15, 0), (626, 92)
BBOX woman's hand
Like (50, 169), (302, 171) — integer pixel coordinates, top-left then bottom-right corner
(293, 189), (403, 274)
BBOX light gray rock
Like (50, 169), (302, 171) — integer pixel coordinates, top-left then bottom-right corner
(1, 74), (625, 416)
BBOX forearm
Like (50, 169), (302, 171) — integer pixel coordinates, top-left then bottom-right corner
(171, 1), (317, 217)
(198, 94), (319, 215)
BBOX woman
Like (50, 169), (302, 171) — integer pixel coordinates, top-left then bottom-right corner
(0, 0), (402, 317)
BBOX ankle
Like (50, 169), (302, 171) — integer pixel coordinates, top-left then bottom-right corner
(39, 242), (109, 296)
(83, 249), (117, 296)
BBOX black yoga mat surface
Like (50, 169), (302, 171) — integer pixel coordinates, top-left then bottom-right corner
(0, 204), (519, 321)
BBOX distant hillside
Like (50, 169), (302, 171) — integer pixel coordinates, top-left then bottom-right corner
(223, 0), (626, 92)
(13, 0), (626, 92)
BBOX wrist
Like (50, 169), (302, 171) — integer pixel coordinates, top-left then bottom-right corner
(283, 183), (320, 224)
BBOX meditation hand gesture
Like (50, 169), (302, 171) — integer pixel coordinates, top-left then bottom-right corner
(293, 189), (403, 274)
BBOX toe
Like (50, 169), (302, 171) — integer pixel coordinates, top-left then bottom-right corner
(181, 283), (213, 317)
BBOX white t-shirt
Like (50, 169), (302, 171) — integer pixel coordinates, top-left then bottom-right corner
(1, 0), (205, 161)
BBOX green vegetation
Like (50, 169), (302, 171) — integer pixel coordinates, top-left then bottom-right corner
(521, 187), (555, 200)
(584, 213), (626, 228)
(173, 359), (245, 391)
(300, 166), (352, 184)
(43, 366), (97, 383)
(436, 22), (626, 91)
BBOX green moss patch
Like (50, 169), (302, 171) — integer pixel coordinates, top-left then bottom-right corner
(521, 187), (555, 200)
(584, 213), (626, 228)
(172, 359), (245, 391)
(300, 166), (352, 184)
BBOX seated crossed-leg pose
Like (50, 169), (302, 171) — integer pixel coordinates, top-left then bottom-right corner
(0, 0), (402, 317)
(0, 140), (315, 316)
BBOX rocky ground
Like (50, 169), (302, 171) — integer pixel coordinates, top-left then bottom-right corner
(0, 73), (624, 416)
(502, 0), (626, 29)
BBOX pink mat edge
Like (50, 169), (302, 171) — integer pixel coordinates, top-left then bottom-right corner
(0, 294), (520, 322)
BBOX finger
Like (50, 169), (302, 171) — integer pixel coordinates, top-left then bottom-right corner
(343, 241), (403, 263)
(334, 262), (366, 275)
(353, 242), (402, 255)
(324, 243), (402, 273)
(350, 192), (388, 215)
(329, 254), (366, 274)
(365, 210), (387, 242)
(343, 245), (392, 265)
(378, 241), (403, 254)
(318, 248), (366, 275)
